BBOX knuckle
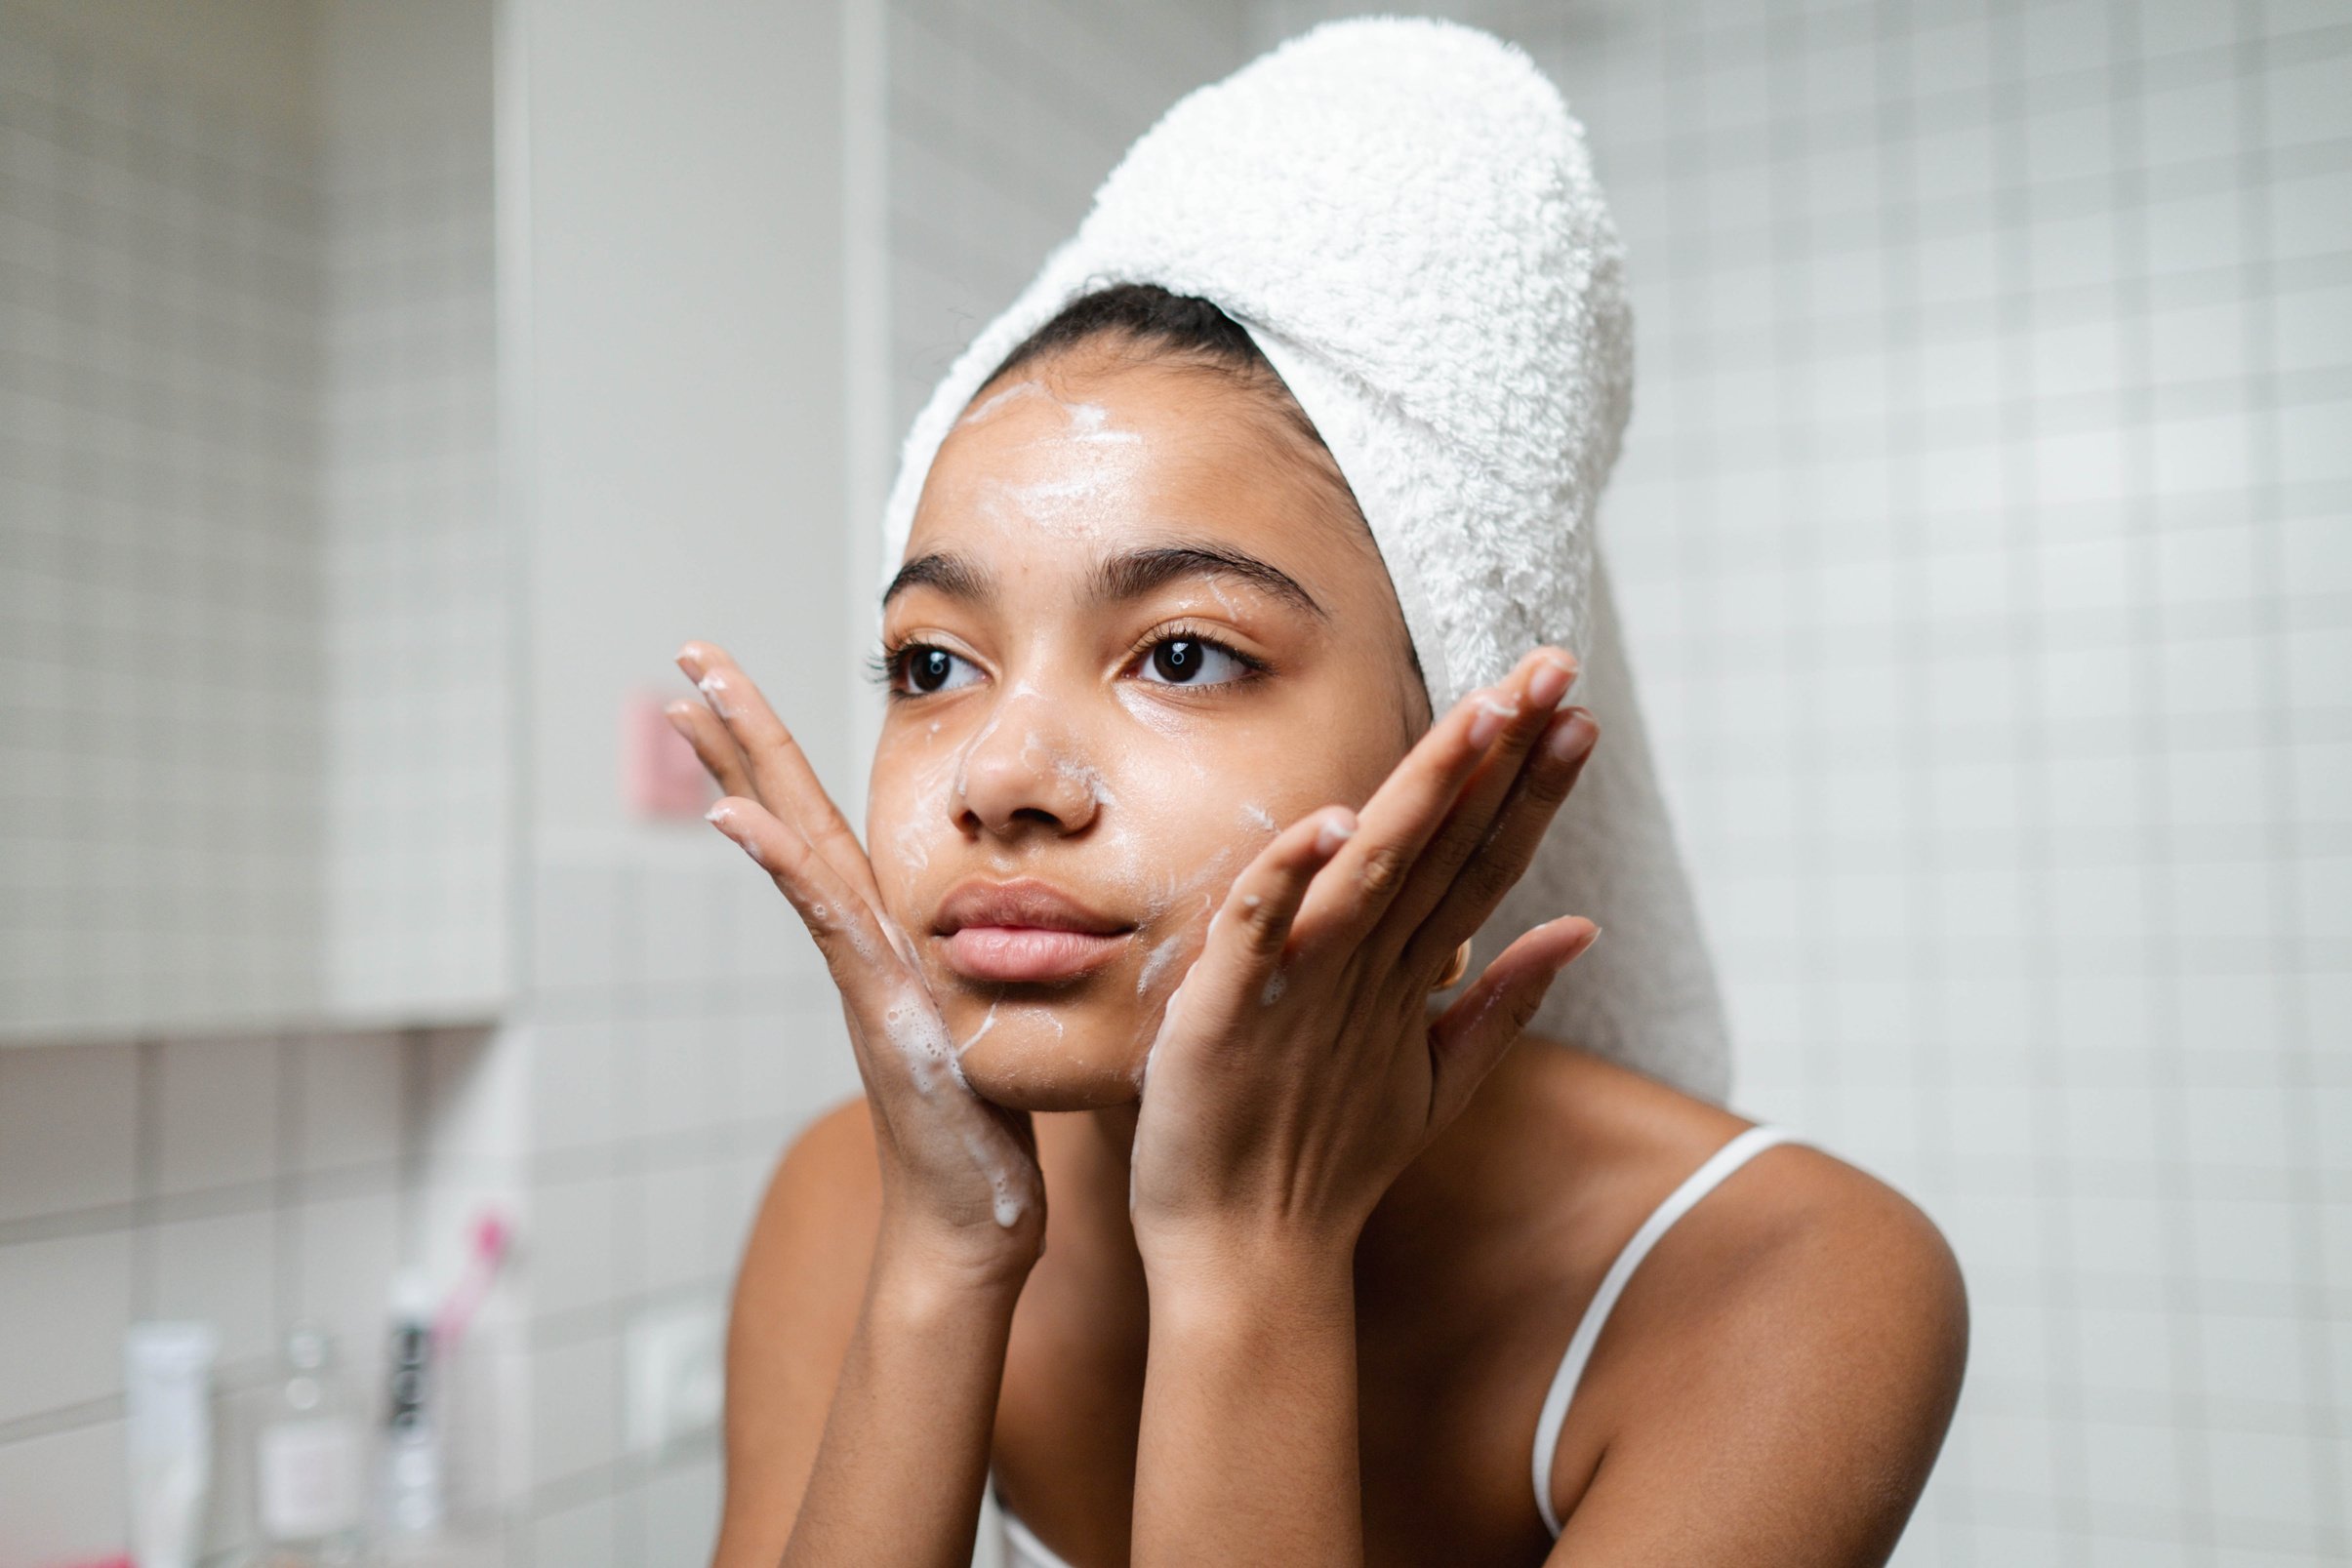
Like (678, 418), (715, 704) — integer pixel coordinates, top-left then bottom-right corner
(1243, 900), (1291, 954)
(1525, 758), (1579, 806)
(1356, 843), (1410, 897)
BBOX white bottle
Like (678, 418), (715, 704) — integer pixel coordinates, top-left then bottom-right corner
(124, 1321), (219, 1568)
(254, 1325), (369, 1566)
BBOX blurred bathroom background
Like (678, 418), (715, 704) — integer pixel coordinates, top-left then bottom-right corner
(0, 0), (2342, 1564)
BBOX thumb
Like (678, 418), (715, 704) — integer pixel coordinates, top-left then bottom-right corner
(1425, 918), (1602, 1130)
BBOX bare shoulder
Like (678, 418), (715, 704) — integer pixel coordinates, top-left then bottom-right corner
(1663, 1133), (1969, 1437)
(713, 1094), (881, 1567)
(1522, 1045), (1968, 1564)
(1499, 1041), (1966, 1364)
(742, 1090), (883, 1261)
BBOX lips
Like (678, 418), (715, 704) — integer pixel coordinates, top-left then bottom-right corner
(935, 876), (1134, 983)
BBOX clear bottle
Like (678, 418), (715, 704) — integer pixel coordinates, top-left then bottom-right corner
(254, 1325), (371, 1567)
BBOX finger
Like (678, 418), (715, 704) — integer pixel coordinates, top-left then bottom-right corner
(1400, 704), (1599, 978)
(1293, 648), (1565, 945)
(705, 794), (906, 1009)
(1197, 805), (1358, 1006)
(663, 699), (756, 799)
(677, 640), (879, 904)
(1425, 917), (1601, 1131)
(1371, 647), (1579, 949)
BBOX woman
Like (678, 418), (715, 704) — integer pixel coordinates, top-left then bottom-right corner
(678, 20), (1964, 1567)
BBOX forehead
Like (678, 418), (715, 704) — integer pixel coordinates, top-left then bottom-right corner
(902, 351), (1367, 587)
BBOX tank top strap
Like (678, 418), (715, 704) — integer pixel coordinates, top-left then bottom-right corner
(1529, 1123), (1798, 1538)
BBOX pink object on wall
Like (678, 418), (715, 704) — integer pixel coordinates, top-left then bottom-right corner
(622, 688), (715, 818)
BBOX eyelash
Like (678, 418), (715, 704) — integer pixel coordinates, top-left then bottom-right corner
(865, 622), (1270, 702)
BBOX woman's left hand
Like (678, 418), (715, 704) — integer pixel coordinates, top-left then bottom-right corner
(1127, 645), (1604, 1277)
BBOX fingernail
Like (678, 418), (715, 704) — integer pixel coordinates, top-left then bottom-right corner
(674, 642), (706, 674)
(706, 803), (767, 868)
(1546, 708), (1595, 763)
(1527, 656), (1573, 710)
(1468, 691), (1518, 749)
(1314, 815), (1356, 856)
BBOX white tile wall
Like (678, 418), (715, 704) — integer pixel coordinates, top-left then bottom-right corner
(491, 0), (900, 1549)
(884, 0), (1250, 438)
(498, 852), (854, 1559)
(321, 116), (509, 1020)
(0, 6), (327, 1041)
(0, 1025), (484, 1566)
(0, 3), (521, 1560)
(1244, 1), (2345, 1561)
(0, 0), (511, 1045)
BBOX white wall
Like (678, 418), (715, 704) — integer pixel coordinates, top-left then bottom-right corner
(0, 4), (513, 1560)
(320, 0), (510, 1020)
(1251, 3), (2346, 1562)
(0, 1022), (517, 1567)
(0, 0), (328, 1039)
(498, 0), (867, 1557)
(0, 0), (513, 1042)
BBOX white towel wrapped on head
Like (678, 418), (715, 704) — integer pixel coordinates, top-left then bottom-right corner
(877, 16), (1731, 1103)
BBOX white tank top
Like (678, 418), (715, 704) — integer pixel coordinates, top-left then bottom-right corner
(994, 1123), (1795, 1565)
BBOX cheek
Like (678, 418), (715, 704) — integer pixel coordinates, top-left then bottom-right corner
(867, 730), (960, 907)
(1088, 729), (1272, 907)
(1087, 744), (1308, 1015)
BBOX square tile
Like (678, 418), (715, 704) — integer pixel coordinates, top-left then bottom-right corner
(151, 1208), (276, 1368)
(0, 1043), (138, 1224)
(0, 1230), (135, 1423)
(155, 1033), (280, 1198)
(296, 1030), (410, 1176)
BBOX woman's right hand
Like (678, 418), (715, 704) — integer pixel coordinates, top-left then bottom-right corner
(668, 641), (1045, 1287)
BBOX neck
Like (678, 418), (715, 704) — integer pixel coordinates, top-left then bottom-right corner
(1026, 1103), (1154, 1342)
(1035, 1099), (1145, 1240)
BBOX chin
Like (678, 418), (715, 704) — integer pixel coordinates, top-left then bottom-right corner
(944, 1001), (1148, 1111)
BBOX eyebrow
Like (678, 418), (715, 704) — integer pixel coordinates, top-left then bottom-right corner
(882, 541), (1327, 620)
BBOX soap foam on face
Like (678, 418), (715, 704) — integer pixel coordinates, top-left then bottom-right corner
(968, 389), (1147, 547)
(871, 394), (1309, 1106)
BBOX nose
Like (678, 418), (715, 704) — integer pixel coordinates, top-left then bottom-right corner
(951, 685), (1106, 840)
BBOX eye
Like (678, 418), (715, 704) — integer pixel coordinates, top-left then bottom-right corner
(1135, 632), (1256, 687)
(890, 644), (982, 696)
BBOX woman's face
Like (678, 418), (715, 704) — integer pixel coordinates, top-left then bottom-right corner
(866, 340), (1429, 1110)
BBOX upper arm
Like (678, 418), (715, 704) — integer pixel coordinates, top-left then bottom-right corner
(712, 1094), (882, 1568)
(1549, 1154), (1968, 1567)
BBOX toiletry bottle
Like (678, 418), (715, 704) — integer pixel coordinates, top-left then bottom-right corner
(124, 1320), (219, 1568)
(254, 1326), (369, 1567)
(381, 1269), (443, 1538)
